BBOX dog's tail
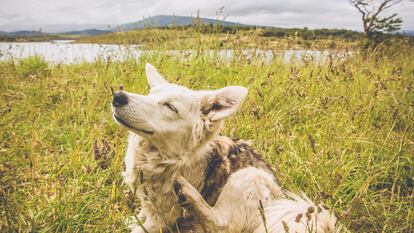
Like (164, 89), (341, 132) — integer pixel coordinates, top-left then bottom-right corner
(253, 192), (338, 233)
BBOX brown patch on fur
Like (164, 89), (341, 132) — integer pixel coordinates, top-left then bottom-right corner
(201, 137), (276, 206)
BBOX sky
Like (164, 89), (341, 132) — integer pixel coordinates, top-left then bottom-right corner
(0, 0), (413, 32)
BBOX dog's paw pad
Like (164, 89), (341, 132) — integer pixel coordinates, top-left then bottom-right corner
(173, 179), (182, 194)
(173, 179), (189, 206)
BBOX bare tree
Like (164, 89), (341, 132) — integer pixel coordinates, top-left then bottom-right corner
(350, 0), (403, 37)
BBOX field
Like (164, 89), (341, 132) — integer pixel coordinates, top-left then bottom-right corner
(0, 31), (413, 232)
(1, 27), (363, 50)
(75, 28), (362, 50)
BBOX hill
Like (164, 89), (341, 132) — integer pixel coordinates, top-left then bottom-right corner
(0, 16), (248, 38)
(114, 15), (249, 31)
(0, 29), (111, 39)
(1, 30), (43, 37)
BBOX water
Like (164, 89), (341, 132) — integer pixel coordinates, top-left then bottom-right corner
(0, 41), (347, 64)
(0, 40), (141, 64)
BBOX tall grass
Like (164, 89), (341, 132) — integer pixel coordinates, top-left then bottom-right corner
(76, 27), (362, 51)
(0, 32), (413, 232)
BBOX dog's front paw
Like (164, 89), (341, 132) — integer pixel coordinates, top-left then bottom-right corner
(173, 178), (190, 207)
(173, 177), (203, 209)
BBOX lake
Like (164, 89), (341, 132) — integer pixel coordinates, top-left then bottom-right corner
(0, 40), (346, 64)
(0, 40), (142, 64)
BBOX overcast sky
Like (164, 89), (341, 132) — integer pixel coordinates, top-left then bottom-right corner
(0, 0), (413, 32)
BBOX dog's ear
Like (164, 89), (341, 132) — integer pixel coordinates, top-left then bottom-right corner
(145, 63), (169, 88)
(201, 86), (248, 121)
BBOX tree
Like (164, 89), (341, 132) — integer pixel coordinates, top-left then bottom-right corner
(350, 0), (403, 37)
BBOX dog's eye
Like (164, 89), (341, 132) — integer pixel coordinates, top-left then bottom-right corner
(163, 103), (178, 113)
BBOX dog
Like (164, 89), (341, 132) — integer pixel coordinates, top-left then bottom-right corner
(111, 63), (338, 233)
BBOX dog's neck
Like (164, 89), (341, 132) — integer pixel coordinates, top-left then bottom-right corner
(128, 133), (213, 177)
(129, 118), (224, 171)
(127, 132), (215, 195)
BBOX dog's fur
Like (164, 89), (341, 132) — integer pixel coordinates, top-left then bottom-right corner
(112, 63), (337, 233)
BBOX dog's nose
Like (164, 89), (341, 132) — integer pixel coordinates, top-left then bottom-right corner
(112, 91), (128, 107)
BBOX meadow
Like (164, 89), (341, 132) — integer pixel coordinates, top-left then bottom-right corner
(75, 27), (362, 50)
(0, 30), (413, 232)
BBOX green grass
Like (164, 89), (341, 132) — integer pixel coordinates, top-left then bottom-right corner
(0, 38), (413, 232)
(14, 55), (50, 79)
(75, 28), (362, 50)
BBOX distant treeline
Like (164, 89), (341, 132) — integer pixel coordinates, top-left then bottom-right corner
(260, 27), (365, 40)
(0, 34), (71, 42)
(150, 24), (365, 40)
(165, 24), (414, 43)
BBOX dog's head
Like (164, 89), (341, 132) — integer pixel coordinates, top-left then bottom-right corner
(112, 63), (247, 153)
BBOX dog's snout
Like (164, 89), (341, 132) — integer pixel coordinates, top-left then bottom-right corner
(112, 91), (128, 107)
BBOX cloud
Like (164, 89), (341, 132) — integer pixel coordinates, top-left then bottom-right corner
(0, 0), (412, 32)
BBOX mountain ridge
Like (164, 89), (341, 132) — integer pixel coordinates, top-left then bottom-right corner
(0, 15), (412, 37)
(114, 15), (249, 31)
(0, 15), (251, 37)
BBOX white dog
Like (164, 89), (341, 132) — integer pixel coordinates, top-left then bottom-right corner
(112, 63), (338, 233)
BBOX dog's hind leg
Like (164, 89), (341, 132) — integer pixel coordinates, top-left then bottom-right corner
(173, 177), (228, 233)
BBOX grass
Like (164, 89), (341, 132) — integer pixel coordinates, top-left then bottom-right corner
(75, 28), (361, 50)
(0, 33), (413, 232)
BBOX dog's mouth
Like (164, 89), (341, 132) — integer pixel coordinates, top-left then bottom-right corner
(113, 114), (154, 135)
